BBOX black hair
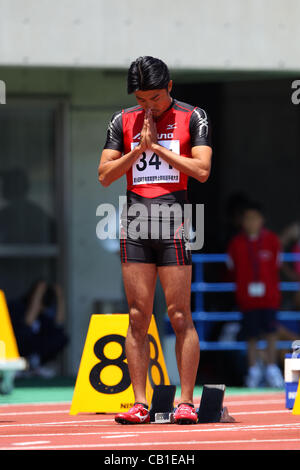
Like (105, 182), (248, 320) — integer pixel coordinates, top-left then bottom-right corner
(127, 56), (170, 94)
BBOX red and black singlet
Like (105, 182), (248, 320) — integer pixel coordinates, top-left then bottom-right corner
(103, 99), (211, 265)
(103, 99), (211, 199)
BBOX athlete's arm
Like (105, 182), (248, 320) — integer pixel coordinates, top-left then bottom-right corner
(98, 111), (147, 187)
(99, 148), (141, 187)
(151, 143), (212, 183)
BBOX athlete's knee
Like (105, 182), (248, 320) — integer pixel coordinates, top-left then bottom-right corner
(168, 307), (191, 335)
(128, 306), (149, 338)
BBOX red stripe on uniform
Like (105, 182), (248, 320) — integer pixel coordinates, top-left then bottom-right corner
(173, 236), (180, 265)
(120, 228), (127, 263)
(173, 223), (184, 265)
(123, 235), (127, 263)
(175, 223), (185, 265)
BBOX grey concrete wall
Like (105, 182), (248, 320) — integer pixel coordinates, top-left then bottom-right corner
(0, 0), (300, 71)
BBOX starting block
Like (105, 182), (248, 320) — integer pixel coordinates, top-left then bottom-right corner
(197, 384), (234, 423)
(150, 385), (176, 423)
(149, 383), (234, 424)
(197, 384), (225, 423)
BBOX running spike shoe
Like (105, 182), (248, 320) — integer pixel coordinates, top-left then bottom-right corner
(115, 402), (150, 424)
(174, 403), (198, 424)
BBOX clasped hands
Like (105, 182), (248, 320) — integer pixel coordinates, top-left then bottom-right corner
(136, 109), (158, 153)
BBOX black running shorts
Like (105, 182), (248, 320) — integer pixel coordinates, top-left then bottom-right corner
(119, 191), (192, 266)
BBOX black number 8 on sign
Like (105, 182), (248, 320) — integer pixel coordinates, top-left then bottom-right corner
(89, 333), (165, 395)
(89, 334), (131, 394)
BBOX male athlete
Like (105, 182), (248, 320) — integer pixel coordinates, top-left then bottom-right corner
(98, 56), (212, 424)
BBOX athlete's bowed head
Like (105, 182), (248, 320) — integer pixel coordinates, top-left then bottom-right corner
(127, 56), (173, 120)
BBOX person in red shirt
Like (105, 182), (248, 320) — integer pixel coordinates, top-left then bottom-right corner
(227, 202), (284, 388)
(98, 56), (212, 424)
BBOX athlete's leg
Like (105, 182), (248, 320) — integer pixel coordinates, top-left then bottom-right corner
(158, 265), (199, 405)
(122, 262), (157, 406)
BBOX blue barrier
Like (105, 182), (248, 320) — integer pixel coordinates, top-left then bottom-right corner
(165, 252), (300, 351)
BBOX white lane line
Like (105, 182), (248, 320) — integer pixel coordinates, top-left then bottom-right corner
(1, 437), (300, 450)
(224, 399), (284, 406)
(0, 408), (292, 429)
(0, 409), (70, 416)
(1, 422), (300, 439)
(101, 434), (138, 439)
(232, 409), (291, 415)
(0, 397), (285, 416)
(12, 441), (50, 446)
(0, 419), (113, 428)
(0, 400), (283, 415)
(0, 401), (70, 409)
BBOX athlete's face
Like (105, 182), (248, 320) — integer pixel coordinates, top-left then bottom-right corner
(134, 80), (173, 119)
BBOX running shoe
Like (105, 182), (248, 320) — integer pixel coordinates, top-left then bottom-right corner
(115, 402), (150, 424)
(174, 403), (198, 424)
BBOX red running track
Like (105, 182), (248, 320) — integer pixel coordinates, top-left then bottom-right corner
(0, 392), (299, 451)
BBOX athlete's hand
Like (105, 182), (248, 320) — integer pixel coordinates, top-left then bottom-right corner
(145, 109), (158, 149)
(136, 110), (158, 153)
(136, 114), (149, 153)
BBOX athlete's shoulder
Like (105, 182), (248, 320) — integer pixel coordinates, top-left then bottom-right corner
(173, 99), (208, 116)
(122, 104), (144, 115)
(191, 106), (209, 120)
(173, 99), (195, 113)
(182, 101), (210, 146)
(104, 110), (123, 151)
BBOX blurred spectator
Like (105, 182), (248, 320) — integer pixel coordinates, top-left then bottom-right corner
(227, 202), (284, 388)
(8, 280), (68, 377)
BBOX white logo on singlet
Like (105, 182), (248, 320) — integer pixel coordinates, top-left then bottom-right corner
(193, 108), (208, 136)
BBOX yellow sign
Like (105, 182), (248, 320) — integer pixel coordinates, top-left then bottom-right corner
(70, 314), (170, 415)
(292, 378), (300, 415)
(0, 290), (21, 359)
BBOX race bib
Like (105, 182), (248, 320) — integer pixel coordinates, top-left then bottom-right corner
(131, 140), (180, 185)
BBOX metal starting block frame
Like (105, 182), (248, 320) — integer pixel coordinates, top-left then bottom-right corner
(150, 385), (176, 423)
(149, 383), (228, 424)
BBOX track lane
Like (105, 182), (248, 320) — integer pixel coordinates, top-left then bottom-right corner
(0, 392), (299, 450)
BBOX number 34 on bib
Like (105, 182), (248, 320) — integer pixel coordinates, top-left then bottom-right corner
(131, 140), (180, 185)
